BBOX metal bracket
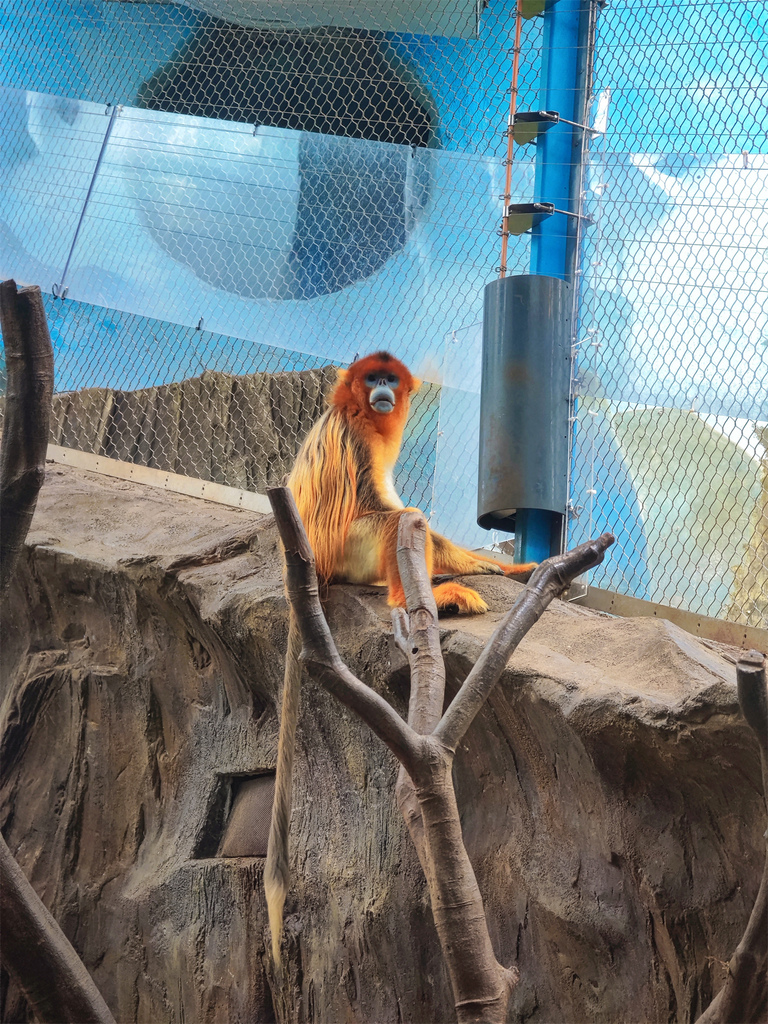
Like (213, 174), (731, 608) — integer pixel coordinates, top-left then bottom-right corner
(513, 109), (605, 145)
(503, 202), (593, 236)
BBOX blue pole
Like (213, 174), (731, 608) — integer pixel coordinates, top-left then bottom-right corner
(514, 0), (591, 564)
(531, 0), (587, 281)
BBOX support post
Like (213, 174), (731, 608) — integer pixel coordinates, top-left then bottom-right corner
(520, 0), (593, 562)
(480, 0), (594, 563)
(530, 0), (593, 283)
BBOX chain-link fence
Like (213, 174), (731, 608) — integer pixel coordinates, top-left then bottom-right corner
(0, 0), (542, 512)
(1, 0), (766, 627)
(568, 0), (768, 627)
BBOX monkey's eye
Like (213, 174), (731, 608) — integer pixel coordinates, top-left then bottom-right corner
(387, 374), (399, 386)
(365, 373), (378, 386)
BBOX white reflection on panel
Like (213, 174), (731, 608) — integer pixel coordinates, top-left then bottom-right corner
(0, 90), (105, 294)
(582, 151), (768, 420)
(0, 88), (534, 383)
(430, 323), (490, 549)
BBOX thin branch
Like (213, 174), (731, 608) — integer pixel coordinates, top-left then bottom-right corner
(391, 606), (410, 658)
(0, 280), (53, 594)
(435, 533), (614, 751)
(267, 487), (419, 772)
(696, 651), (767, 1024)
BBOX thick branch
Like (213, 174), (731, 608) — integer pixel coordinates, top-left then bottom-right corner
(267, 487), (419, 771)
(435, 533), (614, 751)
(394, 512), (514, 1022)
(393, 511), (446, 868)
(413, 741), (515, 1024)
(0, 280), (54, 594)
(0, 834), (116, 1024)
(696, 651), (768, 1024)
(395, 511), (445, 734)
(0, 282), (115, 1023)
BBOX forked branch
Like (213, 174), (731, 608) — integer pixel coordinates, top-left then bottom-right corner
(268, 487), (614, 1023)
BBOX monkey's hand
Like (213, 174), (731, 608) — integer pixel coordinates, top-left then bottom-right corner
(473, 560), (506, 576)
(475, 559), (538, 583)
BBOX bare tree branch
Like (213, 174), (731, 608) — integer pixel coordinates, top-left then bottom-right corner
(696, 650), (767, 1024)
(267, 486), (419, 771)
(395, 511), (445, 735)
(394, 512), (445, 871)
(435, 533), (614, 752)
(0, 836), (117, 1024)
(267, 487), (616, 1022)
(0, 280), (53, 594)
(0, 279), (116, 1024)
(391, 510), (517, 1021)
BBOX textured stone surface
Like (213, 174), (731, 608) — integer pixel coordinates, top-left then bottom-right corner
(46, 366), (338, 492)
(0, 464), (764, 1023)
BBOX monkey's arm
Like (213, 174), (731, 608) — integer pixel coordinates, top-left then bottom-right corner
(430, 531), (536, 580)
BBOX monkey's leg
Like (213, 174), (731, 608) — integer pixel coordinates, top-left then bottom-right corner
(337, 513), (392, 586)
(374, 512), (489, 614)
(338, 510), (419, 605)
(431, 531), (536, 581)
(341, 513), (491, 614)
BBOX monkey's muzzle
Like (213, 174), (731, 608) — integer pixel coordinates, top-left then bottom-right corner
(369, 385), (395, 414)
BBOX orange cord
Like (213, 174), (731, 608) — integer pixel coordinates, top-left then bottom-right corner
(499, 0), (524, 278)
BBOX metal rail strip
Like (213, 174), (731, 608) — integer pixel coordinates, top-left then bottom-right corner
(46, 444), (271, 515)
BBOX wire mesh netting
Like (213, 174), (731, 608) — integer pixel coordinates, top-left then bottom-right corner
(567, 0), (768, 627)
(0, 0), (542, 513)
(1, 0), (766, 627)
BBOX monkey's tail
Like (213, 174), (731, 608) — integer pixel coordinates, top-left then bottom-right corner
(264, 612), (302, 971)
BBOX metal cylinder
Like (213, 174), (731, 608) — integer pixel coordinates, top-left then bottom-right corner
(477, 274), (571, 533)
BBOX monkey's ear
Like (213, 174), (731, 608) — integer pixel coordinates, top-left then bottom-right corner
(410, 377), (422, 393)
(336, 367), (349, 386)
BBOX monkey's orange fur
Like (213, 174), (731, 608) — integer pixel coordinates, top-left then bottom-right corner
(289, 351), (535, 614)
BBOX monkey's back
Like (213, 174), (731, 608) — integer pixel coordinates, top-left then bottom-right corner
(288, 408), (399, 580)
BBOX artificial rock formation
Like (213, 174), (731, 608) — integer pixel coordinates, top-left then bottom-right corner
(47, 366), (338, 492)
(0, 463), (764, 1024)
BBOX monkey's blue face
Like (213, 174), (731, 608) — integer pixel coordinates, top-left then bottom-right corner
(365, 370), (399, 414)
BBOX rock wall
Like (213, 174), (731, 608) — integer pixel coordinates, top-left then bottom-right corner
(0, 464), (765, 1023)
(27, 365), (440, 510)
(47, 366), (338, 492)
